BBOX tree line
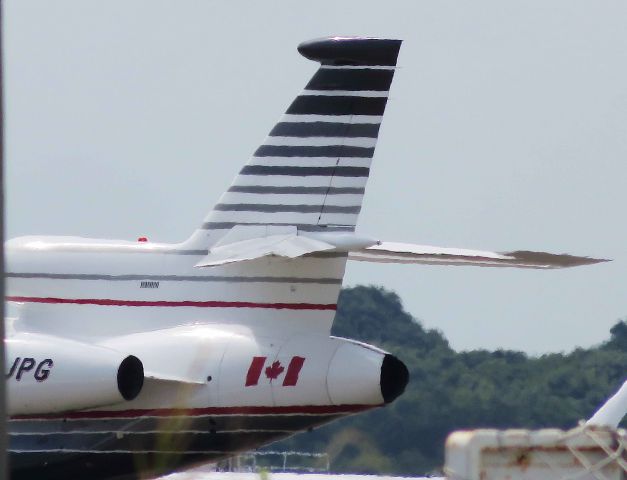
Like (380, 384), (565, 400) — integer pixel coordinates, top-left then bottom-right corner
(271, 285), (627, 475)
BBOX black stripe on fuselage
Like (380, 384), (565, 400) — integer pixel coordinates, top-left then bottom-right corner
(305, 68), (395, 91)
(239, 165), (369, 177)
(286, 96), (388, 116)
(305, 252), (348, 259)
(6, 272), (342, 285)
(269, 121), (380, 138)
(163, 249), (208, 255)
(202, 222), (354, 232)
(8, 413), (344, 435)
(254, 145), (374, 158)
(214, 204), (361, 214)
(8, 413), (345, 480)
(228, 185), (365, 195)
(9, 430), (286, 453)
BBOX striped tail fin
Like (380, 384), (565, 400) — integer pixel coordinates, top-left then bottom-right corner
(184, 37), (402, 249)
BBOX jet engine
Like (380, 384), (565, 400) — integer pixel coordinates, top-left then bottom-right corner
(215, 330), (410, 408)
(98, 325), (409, 410)
(6, 333), (144, 415)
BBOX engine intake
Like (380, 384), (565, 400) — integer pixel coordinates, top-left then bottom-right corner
(380, 354), (409, 404)
(117, 355), (144, 401)
(6, 333), (145, 415)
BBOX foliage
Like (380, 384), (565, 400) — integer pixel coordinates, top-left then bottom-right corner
(271, 286), (627, 476)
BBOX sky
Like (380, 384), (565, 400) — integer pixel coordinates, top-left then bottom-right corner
(4, 0), (627, 354)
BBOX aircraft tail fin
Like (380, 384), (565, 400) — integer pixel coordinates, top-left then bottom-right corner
(587, 379), (627, 428)
(184, 37), (402, 249)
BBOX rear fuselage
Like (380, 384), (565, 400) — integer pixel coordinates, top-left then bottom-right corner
(5, 35), (408, 479)
(5, 235), (347, 336)
(5, 236), (408, 480)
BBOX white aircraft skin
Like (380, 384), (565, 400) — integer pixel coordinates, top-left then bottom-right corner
(4, 37), (605, 480)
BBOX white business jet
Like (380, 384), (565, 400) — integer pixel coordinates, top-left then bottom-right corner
(4, 36), (605, 480)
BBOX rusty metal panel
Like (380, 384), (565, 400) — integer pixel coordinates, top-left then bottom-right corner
(445, 426), (626, 480)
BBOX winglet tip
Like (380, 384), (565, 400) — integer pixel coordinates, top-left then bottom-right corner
(505, 250), (611, 268)
(297, 36), (402, 66)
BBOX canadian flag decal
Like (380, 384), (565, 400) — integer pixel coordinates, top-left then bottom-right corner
(245, 356), (306, 387)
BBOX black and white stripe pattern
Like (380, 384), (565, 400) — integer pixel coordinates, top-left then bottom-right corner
(8, 411), (349, 480)
(177, 38), (402, 333)
(197, 61), (399, 238)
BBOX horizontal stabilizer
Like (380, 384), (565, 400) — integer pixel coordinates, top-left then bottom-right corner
(195, 234), (335, 267)
(348, 242), (608, 269)
(196, 229), (379, 267)
(195, 228), (607, 269)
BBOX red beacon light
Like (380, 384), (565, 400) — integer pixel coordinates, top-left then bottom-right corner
(137, 237), (148, 243)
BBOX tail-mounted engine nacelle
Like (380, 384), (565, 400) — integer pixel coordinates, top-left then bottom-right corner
(216, 333), (409, 408)
(6, 333), (144, 415)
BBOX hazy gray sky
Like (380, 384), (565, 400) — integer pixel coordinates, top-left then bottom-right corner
(5, 0), (627, 353)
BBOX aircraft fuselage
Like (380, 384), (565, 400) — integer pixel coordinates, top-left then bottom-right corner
(5, 236), (408, 479)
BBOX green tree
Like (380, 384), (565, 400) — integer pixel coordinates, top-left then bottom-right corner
(272, 286), (627, 476)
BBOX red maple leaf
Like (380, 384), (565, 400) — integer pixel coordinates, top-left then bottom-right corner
(265, 361), (284, 381)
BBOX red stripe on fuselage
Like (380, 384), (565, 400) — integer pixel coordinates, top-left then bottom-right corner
(6, 296), (337, 311)
(11, 404), (376, 420)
